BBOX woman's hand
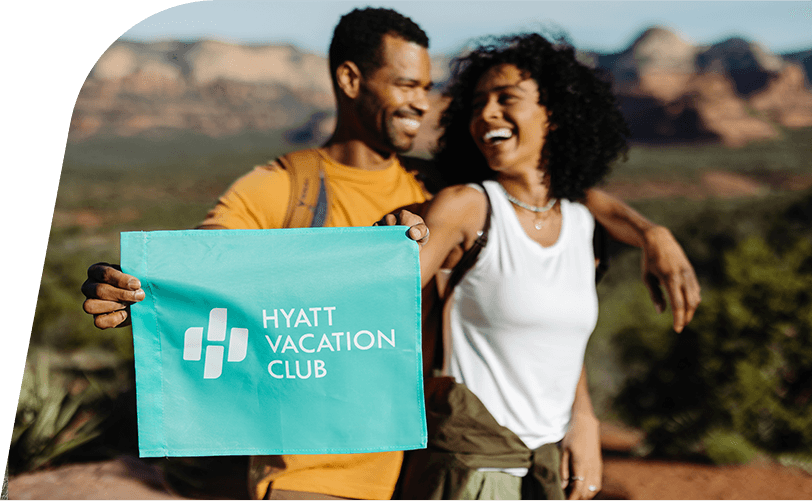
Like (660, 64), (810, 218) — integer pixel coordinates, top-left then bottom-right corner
(560, 410), (602, 499)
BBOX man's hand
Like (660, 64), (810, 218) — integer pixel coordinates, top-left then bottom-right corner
(81, 263), (145, 329)
(560, 410), (602, 500)
(584, 190), (701, 332)
(374, 209), (430, 249)
(642, 226), (701, 333)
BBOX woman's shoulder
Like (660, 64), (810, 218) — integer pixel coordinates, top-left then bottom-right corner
(426, 184), (490, 233)
(433, 184), (489, 212)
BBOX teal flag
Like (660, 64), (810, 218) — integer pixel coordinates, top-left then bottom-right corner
(121, 227), (426, 457)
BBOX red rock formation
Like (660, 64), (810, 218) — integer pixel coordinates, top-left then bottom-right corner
(67, 33), (812, 147)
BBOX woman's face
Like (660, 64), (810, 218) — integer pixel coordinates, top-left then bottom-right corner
(468, 64), (551, 175)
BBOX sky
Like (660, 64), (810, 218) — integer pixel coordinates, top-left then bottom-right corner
(120, 1), (812, 55)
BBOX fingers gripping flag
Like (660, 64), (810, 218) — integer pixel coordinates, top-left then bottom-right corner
(121, 227), (426, 457)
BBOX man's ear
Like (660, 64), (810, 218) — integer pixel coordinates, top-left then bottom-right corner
(336, 61), (362, 100)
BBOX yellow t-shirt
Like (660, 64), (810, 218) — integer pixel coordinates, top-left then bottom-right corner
(198, 149), (428, 500)
(200, 149), (428, 230)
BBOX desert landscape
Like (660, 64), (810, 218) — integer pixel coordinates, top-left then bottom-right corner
(8, 18), (812, 501)
(8, 423), (812, 499)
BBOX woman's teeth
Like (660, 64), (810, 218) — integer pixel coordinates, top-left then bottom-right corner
(484, 128), (512, 143)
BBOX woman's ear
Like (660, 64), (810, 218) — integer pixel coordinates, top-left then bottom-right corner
(336, 61), (362, 100)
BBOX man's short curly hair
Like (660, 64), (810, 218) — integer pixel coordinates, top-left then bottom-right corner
(434, 33), (629, 201)
(329, 8), (429, 90)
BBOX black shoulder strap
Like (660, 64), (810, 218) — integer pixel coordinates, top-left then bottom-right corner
(593, 221), (610, 283)
(430, 184), (492, 374)
(446, 183), (492, 295)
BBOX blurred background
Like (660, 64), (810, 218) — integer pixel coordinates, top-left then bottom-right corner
(9, 1), (812, 498)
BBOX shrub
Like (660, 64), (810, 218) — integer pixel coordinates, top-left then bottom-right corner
(703, 429), (760, 465)
(613, 235), (812, 459)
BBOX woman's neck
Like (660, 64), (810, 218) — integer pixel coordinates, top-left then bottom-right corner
(496, 170), (552, 206)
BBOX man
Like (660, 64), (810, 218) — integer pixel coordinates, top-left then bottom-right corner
(82, 7), (700, 500)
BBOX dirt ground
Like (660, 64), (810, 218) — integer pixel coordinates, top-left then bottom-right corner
(8, 422), (812, 500)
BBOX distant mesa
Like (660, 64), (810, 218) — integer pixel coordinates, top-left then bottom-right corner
(601, 26), (812, 146)
(69, 29), (812, 148)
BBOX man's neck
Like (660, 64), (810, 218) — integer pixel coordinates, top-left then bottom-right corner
(321, 138), (397, 172)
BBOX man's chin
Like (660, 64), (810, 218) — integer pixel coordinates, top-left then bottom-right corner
(391, 136), (416, 154)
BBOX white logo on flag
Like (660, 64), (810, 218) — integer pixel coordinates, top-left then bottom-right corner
(183, 308), (248, 379)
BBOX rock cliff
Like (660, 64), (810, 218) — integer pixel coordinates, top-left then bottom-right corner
(68, 30), (812, 148)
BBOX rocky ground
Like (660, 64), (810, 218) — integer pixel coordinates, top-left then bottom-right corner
(8, 423), (812, 500)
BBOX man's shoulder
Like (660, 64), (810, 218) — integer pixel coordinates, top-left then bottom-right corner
(243, 147), (337, 182)
(274, 148), (325, 175)
(220, 160), (293, 208)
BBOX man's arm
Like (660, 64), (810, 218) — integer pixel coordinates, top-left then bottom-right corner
(560, 365), (602, 500)
(584, 189), (701, 332)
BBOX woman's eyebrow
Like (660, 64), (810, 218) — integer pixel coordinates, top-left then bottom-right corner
(472, 84), (523, 98)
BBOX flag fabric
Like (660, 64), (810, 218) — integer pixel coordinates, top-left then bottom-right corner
(121, 227), (425, 457)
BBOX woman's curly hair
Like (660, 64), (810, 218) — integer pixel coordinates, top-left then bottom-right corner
(434, 33), (629, 201)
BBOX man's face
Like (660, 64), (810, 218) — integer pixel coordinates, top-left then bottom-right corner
(355, 34), (433, 154)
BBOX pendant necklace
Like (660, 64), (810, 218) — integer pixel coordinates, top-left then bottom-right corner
(499, 183), (557, 230)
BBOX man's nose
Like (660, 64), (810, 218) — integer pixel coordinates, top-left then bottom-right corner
(411, 88), (430, 115)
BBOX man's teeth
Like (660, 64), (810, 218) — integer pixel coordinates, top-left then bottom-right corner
(399, 118), (421, 131)
(484, 128), (512, 142)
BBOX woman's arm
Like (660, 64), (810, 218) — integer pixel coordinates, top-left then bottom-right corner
(561, 365), (602, 500)
(418, 185), (490, 288)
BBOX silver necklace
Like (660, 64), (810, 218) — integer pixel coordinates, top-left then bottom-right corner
(499, 183), (557, 230)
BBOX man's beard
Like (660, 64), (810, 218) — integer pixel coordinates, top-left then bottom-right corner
(356, 92), (415, 154)
(382, 114), (415, 153)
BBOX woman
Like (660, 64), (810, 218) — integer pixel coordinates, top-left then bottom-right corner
(401, 33), (629, 500)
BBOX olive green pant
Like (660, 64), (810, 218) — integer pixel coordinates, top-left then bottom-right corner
(397, 378), (565, 499)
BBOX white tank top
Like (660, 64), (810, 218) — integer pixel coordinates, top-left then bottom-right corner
(448, 180), (598, 450)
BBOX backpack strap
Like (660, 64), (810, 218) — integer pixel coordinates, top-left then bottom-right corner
(446, 185), (492, 294)
(593, 221), (610, 284)
(432, 183), (492, 373)
(277, 149), (330, 228)
(277, 151), (433, 229)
